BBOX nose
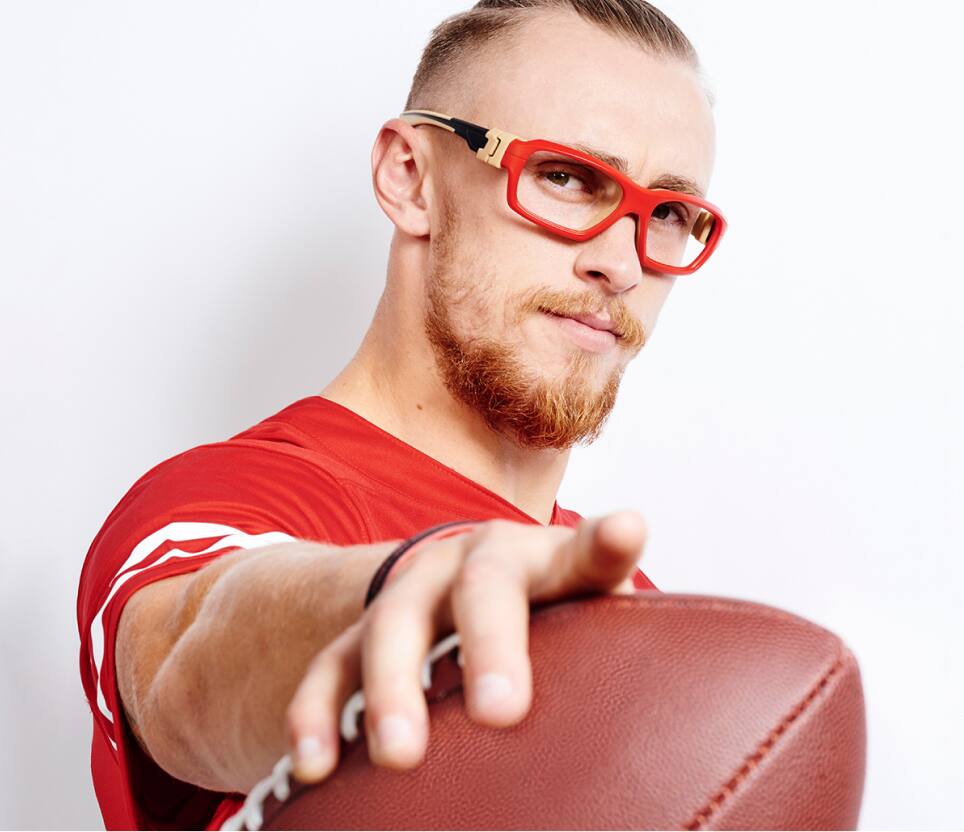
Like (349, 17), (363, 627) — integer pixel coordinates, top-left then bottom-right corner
(572, 215), (644, 294)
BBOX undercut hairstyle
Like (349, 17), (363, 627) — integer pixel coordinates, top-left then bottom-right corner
(404, 0), (712, 112)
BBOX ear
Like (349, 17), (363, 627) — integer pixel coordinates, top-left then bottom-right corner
(370, 118), (433, 238)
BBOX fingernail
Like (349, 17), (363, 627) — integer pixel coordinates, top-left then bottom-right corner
(473, 672), (514, 712)
(294, 735), (330, 779)
(375, 714), (415, 754)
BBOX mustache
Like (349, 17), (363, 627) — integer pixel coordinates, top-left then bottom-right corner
(530, 293), (646, 347)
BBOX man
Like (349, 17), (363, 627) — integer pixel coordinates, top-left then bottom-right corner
(77, 0), (724, 827)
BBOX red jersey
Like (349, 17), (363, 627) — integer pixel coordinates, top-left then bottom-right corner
(76, 395), (658, 829)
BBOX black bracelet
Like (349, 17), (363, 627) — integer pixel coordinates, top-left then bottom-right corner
(363, 520), (482, 609)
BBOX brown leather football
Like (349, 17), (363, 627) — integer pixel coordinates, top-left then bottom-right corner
(228, 593), (866, 830)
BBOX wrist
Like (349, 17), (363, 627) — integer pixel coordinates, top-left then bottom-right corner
(385, 521), (480, 585)
(364, 520), (483, 608)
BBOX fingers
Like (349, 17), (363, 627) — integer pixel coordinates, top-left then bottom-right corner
(359, 536), (467, 769)
(284, 511), (646, 787)
(286, 620), (364, 783)
(285, 536), (466, 781)
(450, 542), (533, 728)
(444, 512), (643, 734)
(361, 512), (644, 750)
(557, 509), (647, 597)
(357, 596), (433, 769)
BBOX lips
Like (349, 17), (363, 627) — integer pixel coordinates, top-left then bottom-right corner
(547, 311), (620, 338)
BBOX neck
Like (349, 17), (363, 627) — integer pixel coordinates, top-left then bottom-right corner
(320, 264), (569, 527)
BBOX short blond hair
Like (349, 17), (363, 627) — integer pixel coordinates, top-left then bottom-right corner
(405, 0), (710, 111)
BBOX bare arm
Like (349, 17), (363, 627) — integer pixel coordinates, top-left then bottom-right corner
(116, 511), (647, 799)
(115, 538), (398, 793)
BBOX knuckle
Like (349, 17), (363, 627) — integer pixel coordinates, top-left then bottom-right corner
(593, 539), (635, 568)
(361, 626), (418, 685)
(473, 518), (515, 543)
(359, 611), (422, 706)
(455, 552), (514, 590)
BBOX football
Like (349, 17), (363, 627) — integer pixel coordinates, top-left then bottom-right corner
(225, 593), (866, 830)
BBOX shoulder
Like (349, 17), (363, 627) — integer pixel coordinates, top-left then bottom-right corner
(91, 404), (370, 550)
(77, 410), (371, 642)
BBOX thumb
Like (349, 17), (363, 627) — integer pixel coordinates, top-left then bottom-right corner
(573, 509), (648, 591)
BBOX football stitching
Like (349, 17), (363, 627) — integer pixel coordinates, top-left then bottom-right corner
(682, 650), (847, 830)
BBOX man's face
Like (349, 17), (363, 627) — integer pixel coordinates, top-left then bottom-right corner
(421, 11), (716, 450)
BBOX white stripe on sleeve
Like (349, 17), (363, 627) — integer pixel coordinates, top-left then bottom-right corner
(89, 522), (296, 726)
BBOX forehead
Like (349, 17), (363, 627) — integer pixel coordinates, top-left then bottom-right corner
(462, 11), (716, 191)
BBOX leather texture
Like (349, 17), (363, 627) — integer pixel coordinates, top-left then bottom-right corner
(261, 593), (866, 830)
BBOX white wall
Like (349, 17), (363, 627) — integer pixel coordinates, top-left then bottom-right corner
(1, 1), (961, 828)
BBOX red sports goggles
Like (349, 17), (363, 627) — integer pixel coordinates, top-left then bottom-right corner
(399, 110), (727, 276)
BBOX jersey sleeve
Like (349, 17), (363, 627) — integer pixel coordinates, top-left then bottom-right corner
(76, 438), (368, 829)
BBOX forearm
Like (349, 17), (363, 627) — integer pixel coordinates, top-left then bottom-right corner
(141, 539), (397, 792)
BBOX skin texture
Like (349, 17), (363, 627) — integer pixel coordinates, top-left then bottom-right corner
(322, 9), (716, 524)
(114, 7), (715, 798)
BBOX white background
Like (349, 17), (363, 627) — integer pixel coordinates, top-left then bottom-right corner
(1, 1), (962, 828)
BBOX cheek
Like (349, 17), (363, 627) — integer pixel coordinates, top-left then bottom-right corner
(437, 249), (513, 337)
(455, 246), (541, 332)
(653, 275), (676, 305)
(637, 275), (676, 331)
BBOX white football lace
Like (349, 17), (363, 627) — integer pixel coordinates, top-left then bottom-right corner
(221, 632), (464, 831)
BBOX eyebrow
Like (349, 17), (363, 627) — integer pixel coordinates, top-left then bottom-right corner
(567, 141), (706, 199)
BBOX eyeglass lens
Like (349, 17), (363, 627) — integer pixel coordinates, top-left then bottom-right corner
(516, 149), (716, 270)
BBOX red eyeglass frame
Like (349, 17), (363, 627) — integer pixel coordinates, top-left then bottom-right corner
(399, 109), (727, 276)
